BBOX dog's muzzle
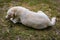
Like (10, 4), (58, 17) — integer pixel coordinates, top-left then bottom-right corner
(5, 15), (11, 20)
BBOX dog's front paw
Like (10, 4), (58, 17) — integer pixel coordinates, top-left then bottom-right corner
(13, 20), (17, 23)
(10, 18), (17, 24)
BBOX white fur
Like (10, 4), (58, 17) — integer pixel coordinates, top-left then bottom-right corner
(5, 6), (56, 29)
(50, 17), (56, 26)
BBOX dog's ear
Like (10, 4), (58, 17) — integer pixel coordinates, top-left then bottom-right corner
(12, 9), (17, 19)
(13, 13), (16, 19)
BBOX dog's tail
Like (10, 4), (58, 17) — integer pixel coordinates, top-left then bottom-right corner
(49, 17), (56, 26)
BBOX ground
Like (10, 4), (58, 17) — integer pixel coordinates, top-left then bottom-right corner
(0, 0), (60, 40)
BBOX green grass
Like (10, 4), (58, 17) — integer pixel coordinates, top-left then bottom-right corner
(0, 0), (60, 40)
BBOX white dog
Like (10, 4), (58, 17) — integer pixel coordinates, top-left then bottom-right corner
(5, 6), (56, 29)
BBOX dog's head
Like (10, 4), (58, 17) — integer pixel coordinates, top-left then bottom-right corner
(5, 6), (24, 20)
(5, 9), (17, 20)
(5, 13), (16, 20)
